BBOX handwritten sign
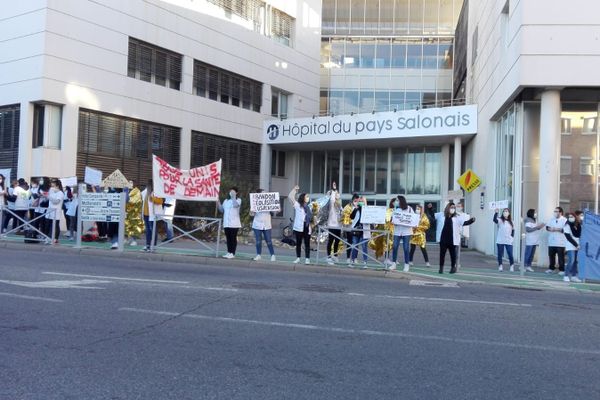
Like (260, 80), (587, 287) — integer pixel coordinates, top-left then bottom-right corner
(446, 189), (464, 200)
(488, 200), (509, 210)
(360, 206), (386, 224)
(84, 166), (102, 186)
(102, 169), (132, 189)
(152, 155), (221, 201)
(79, 192), (121, 222)
(60, 176), (78, 188)
(250, 192), (280, 212)
(391, 210), (420, 227)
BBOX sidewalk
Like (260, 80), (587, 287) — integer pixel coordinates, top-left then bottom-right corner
(1, 233), (598, 294)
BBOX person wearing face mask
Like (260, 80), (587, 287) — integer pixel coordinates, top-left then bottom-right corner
(0, 174), (6, 232)
(349, 195), (369, 266)
(409, 204), (430, 267)
(493, 208), (515, 272)
(44, 179), (64, 244)
(288, 185), (312, 265)
(390, 195), (414, 272)
(218, 186), (242, 259)
(563, 212), (582, 283)
(325, 182), (342, 265)
(2, 179), (18, 233)
(523, 209), (545, 272)
(435, 202), (476, 274)
(250, 188), (276, 262)
(545, 206), (567, 275)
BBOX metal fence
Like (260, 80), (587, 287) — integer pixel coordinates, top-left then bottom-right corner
(316, 226), (391, 268)
(151, 214), (222, 257)
(0, 205), (59, 244)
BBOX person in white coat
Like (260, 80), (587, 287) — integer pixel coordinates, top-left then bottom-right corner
(435, 202), (476, 274)
(141, 180), (164, 251)
(493, 208), (515, 272)
(44, 179), (64, 244)
(390, 195), (414, 272)
(545, 206), (567, 275)
(325, 182), (342, 265)
(163, 197), (176, 242)
(13, 178), (31, 233)
(218, 186), (241, 259)
(250, 189), (276, 262)
(523, 209), (545, 272)
(288, 185), (312, 265)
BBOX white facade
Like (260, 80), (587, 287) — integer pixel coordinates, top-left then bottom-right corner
(465, 0), (600, 261)
(0, 0), (321, 182)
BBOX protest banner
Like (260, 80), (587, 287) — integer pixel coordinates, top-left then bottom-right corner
(102, 169), (132, 189)
(60, 176), (78, 188)
(579, 211), (600, 281)
(0, 168), (11, 180)
(391, 210), (420, 227)
(152, 155), (221, 201)
(250, 192), (280, 212)
(488, 200), (509, 210)
(84, 166), (102, 186)
(360, 206), (386, 224)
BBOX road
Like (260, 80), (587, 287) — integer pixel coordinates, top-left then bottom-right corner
(1, 247), (599, 400)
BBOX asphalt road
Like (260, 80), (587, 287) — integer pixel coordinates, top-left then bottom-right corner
(1, 248), (600, 400)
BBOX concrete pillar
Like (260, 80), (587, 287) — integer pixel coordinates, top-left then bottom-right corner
(538, 89), (561, 222)
(17, 101), (33, 180)
(259, 142), (271, 191)
(453, 136), (462, 190)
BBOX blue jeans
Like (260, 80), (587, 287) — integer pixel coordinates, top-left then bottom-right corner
(392, 235), (411, 264)
(351, 235), (368, 261)
(497, 244), (514, 266)
(524, 245), (537, 267)
(566, 250), (578, 278)
(254, 229), (274, 256)
(164, 220), (174, 240)
(144, 216), (157, 247)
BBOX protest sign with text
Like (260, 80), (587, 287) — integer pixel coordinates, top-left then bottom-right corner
(579, 211), (600, 281)
(360, 206), (387, 224)
(250, 192), (281, 213)
(84, 166), (102, 186)
(391, 210), (420, 227)
(152, 155), (221, 201)
(488, 200), (509, 210)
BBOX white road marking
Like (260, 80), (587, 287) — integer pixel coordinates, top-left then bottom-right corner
(0, 279), (108, 289)
(42, 272), (189, 285)
(0, 292), (63, 303)
(119, 307), (600, 356)
(346, 292), (531, 307)
(409, 280), (459, 288)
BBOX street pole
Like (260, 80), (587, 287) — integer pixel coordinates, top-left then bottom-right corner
(75, 184), (85, 249)
(118, 192), (125, 252)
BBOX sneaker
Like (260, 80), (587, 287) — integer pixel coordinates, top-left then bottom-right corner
(130, 240), (138, 247)
(347, 258), (353, 266)
(305, 258), (310, 265)
(228, 253), (235, 259)
(327, 257), (335, 265)
(426, 262), (431, 267)
(509, 265), (514, 272)
(570, 276), (582, 283)
(270, 255), (276, 262)
(545, 269), (554, 274)
(293, 257), (300, 264)
(563, 276), (570, 282)
(525, 267), (534, 272)
(384, 259), (392, 266)
(558, 271), (565, 276)
(253, 255), (261, 261)
(142, 246), (149, 252)
(111, 242), (118, 250)
(332, 256), (339, 263)
(403, 263), (410, 272)
(222, 253), (232, 258)
(388, 262), (397, 271)
(498, 265), (503, 272)
(409, 261), (414, 266)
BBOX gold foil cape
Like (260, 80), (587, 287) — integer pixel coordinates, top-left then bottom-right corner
(410, 213), (430, 248)
(125, 187), (144, 238)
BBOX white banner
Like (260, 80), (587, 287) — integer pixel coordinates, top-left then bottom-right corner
(488, 200), (509, 210)
(60, 176), (78, 188)
(250, 192), (280, 212)
(360, 206), (387, 224)
(79, 192), (121, 222)
(391, 210), (420, 227)
(152, 155), (221, 201)
(84, 166), (102, 186)
(264, 104), (477, 144)
(446, 189), (464, 200)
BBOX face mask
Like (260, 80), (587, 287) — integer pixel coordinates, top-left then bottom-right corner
(553, 212), (560, 218)
(533, 213), (537, 219)
(229, 191), (235, 198)
(580, 216), (585, 222)
(568, 217), (576, 223)
(305, 197), (310, 204)
(503, 212), (509, 218)
(449, 208), (456, 214)
(416, 208), (422, 214)
(358, 202), (364, 207)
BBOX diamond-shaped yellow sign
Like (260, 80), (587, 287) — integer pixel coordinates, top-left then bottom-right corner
(457, 169), (482, 193)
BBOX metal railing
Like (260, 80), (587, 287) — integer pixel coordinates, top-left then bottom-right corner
(316, 226), (391, 268)
(151, 214), (222, 257)
(0, 205), (59, 244)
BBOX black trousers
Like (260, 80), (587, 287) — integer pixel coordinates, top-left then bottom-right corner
(327, 228), (341, 256)
(410, 244), (429, 263)
(295, 227), (311, 258)
(14, 210), (27, 231)
(345, 231), (354, 258)
(548, 246), (565, 271)
(224, 227), (239, 254)
(439, 242), (457, 272)
(43, 219), (60, 240)
(32, 211), (45, 232)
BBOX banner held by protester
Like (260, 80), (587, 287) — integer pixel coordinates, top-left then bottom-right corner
(152, 155), (221, 201)
(579, 211), (600, 281)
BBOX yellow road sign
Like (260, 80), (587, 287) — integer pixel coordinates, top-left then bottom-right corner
(457, 169), (482, 193)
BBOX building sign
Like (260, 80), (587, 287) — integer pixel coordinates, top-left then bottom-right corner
(80, 192), (121, 222)
(250, 192), (281, 212)
(457, 169), (482, 193)
(264, 105), (477, 144)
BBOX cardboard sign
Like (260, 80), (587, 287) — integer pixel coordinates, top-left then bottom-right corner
(152, 155), (221, 201)
(60, 176), (78, 188)
(360, 206), (387, 224)
(84, 166), (102, 186)
(391, 210), (420, 227)
(250, 192), (281, 212)
(488, 200), (509, 210)
(102, 169), (132, 189)
(457, 169), (482, 193)
(79, 192), (121, 222)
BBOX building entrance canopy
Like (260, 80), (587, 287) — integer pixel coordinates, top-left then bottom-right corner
(264, 104), (477, 145)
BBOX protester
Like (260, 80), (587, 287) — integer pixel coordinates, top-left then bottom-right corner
(493, 208), (515, 272)
(65, 185), (79, 240)
(410, 204), (431, 267)
(0, 174), (5, 223)
(13, 178), (31, 234)
(425, 202), (437, 242)
(545, 206), (567, 275)
(141, 180), (163, 251)
(563, 212), (582, 283)
(390, 195), (414, 272)
(523, 209), (544, 272)
(288, 185), (312, 265)
(325, 182), (342, 265)
(2, 179), (17, 233)
(349, 195), (369, 267)
(251, 189), (275, 262)
(435, 202), (476, 274)
(162, 197), (176, 242)
(63, 186), (73, 238)
(44, 179), (64, 244)
(218, 186), (241, 259)
(341, 195), (355, 265)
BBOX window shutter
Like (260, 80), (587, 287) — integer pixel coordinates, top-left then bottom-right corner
(139, 44), (153, 82)
(168, 53), (182, 88)
(194, 61), (208, 96)
(127, 39), (138, 77)
(154, 50), (167, 86)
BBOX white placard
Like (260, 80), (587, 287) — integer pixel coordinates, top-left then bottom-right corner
(391, 210), (420, 227)
(60, 176), (78, 188)
(249, 192), (280, 212)
(84, 166), (102, 186)
(79, 192), (121, 222)
(488, 200), (509, 210)
(446, 189), (464, 200)
(0, 168), (10, 180)
(360, 206), (387, 224)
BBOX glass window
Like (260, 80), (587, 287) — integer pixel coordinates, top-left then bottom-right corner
(406, 38), (423, 69)
(560, 156), (572, 175)
(343, 149), (353, 193)
(364, 149), (376, 192)
(322, 0), (336, 34)
(390, 92), (405, 111)
(391, 148), (406, 194)
(329, 90), (344, 115)
(439, 0), (456, 34)
(353, 149), (363, 192)
(395, 0), (409, 34)
(391, 38), (407, 68)
(375, 92), (390, 112)
(422, 39), (439, 69)
(409, 0), (424, 35)
(350, 0), (365, 34)
(375, 38), (391, 68)
(326, 151), (340, 188)
(405, 92), (422, 110)
(561, 118), (571, 135)
(424, 0), (439, 35)
(312, 151), (325, 193)
(360, 91), (375, 113)
(336, 0), (351, 34)
(424, 147), (441, 194)
(438, 39), (453, 69)
(364, 0), (379, 34)
(344, 39), (360, 68)
(583, 117), (597, 134)
(360, 39), (376, 68)
(344, 91), (359, 115)
(580, 157), (594, 176)
(376, 149), (388, 194)
(330, 38), (345, 68)
(407, 148), (425, 194)
(299, 152), (312, 192)
(379, 0), (395, 34)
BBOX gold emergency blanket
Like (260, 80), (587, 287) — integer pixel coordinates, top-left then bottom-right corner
(125, 187), (144, 238)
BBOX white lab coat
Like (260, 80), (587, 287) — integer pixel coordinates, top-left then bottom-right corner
(435, 212), (470, 246)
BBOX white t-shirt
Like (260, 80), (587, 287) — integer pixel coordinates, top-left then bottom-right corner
(393, 206), (414, 237)
(495, 217), (514, 245)
(14, 186), (31, 210)
(220, 198), (242, 228)
(252, 211), (272, 231)
(525, 220), (542, 246)
(564, 223), (580, 252)
(327, 192), (341, 228)
(546, 216), (567, 247)
(45, 189), (64, 220)
(293, 202), (308, 233)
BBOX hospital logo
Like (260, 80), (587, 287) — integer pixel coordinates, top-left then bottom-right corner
(267, 124), (279, 141)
